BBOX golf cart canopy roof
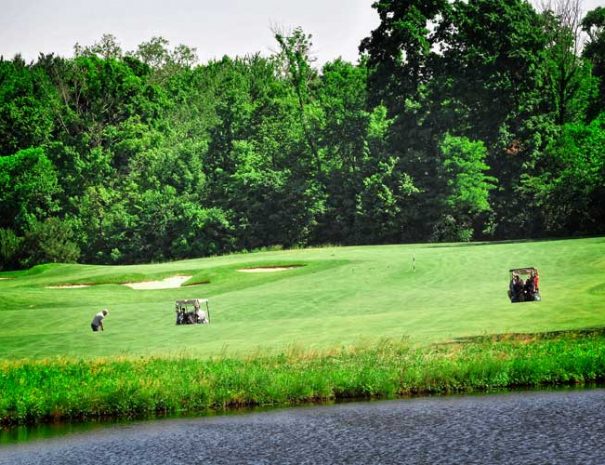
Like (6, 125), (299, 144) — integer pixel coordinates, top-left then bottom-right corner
(509, 267), (538, 275)
(176, 299), (208, 305)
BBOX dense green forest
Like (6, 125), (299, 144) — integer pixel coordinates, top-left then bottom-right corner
(1, 0), (604, 269)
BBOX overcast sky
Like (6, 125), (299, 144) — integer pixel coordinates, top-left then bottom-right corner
(1, 0), (604, 66)
(0, 0), (380, 65)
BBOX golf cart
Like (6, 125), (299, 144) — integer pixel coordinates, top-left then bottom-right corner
(175, 298), (210, 325)
(508, 267), (540, 303)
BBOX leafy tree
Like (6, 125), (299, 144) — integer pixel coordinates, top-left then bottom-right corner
(203, 56), (256, 180)
(435, 134), (497, 241)
(227, 140), (324, 249)
(74, 185), (134, 263)
(0, 147), (60, 230)
(0, 228), (23, 270)
(540, 0), (596, 124)
(21, 217), (80, 267)
(2, 24), (605, 269)
(169, 205), (235, 259)
(74, 34), (123, 59)
(124, 187), (234, 263)
(0, 57), (57, 155)
(314, 59), (370, 242)
(582, 6), (605, 119)
(355, 156), (418, 243)
(196, 53), (327, 249)
(360, 0), (449, 111)
(362, 0), (554, 239)
(131, 36), (198, 83)
(40, 54), (164, 200)
(274, 27), (323, 174)
(523, 114), (605, 234)
(434, 0), (549, 145)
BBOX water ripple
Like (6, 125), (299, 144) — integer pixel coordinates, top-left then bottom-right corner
(1, 389), (604, 465)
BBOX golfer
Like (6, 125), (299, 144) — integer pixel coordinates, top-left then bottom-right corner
(91, 309), (108, 331)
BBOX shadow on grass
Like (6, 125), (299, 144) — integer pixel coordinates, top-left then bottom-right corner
(452, 326), (605, 344)
(421, 235), (605, 249)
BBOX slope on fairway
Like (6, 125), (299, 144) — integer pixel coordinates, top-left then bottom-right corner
(0, 237), (604, 360)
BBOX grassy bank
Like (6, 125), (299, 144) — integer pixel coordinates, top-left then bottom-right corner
(2, 331), (605, 426)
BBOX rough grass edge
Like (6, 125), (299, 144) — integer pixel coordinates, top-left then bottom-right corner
(1, 331), (605, 427)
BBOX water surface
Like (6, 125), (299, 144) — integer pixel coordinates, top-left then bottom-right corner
(1, 388), (604, 464)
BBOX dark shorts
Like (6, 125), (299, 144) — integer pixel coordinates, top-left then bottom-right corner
(91, 324), (99, 332)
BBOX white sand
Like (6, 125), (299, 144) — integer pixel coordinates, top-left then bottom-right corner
(238, 267), (298, 273)
(124, 275), (192, 290)
(46, 284), (90, 289)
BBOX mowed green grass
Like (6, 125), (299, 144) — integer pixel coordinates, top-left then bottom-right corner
(1, 237), (604, 360)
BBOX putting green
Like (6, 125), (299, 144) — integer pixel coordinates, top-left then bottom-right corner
(1, 237), (604, 360)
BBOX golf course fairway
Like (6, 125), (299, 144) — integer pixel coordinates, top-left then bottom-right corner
(1, 237), (604, 360)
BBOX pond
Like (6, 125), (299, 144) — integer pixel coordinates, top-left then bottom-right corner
(1, 387), (604, 464)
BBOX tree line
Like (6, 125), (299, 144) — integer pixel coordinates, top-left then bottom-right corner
(1, 0), (604, 269)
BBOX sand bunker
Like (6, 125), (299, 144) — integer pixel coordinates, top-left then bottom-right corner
(124, 275), (192, 290)
(46, 284), (90, 289)
(238, 266), (300, 273)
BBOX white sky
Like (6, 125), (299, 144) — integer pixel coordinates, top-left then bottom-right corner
(1, 0), (604, 66)
(0, 0), (380, 65)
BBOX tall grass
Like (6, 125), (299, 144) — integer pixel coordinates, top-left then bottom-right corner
(2, 332), (605, 426)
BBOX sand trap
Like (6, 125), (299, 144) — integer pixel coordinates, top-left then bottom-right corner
(238, 266), (300, 273)
(46, 284), (90, 289)
(124, 275), (192, 290)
